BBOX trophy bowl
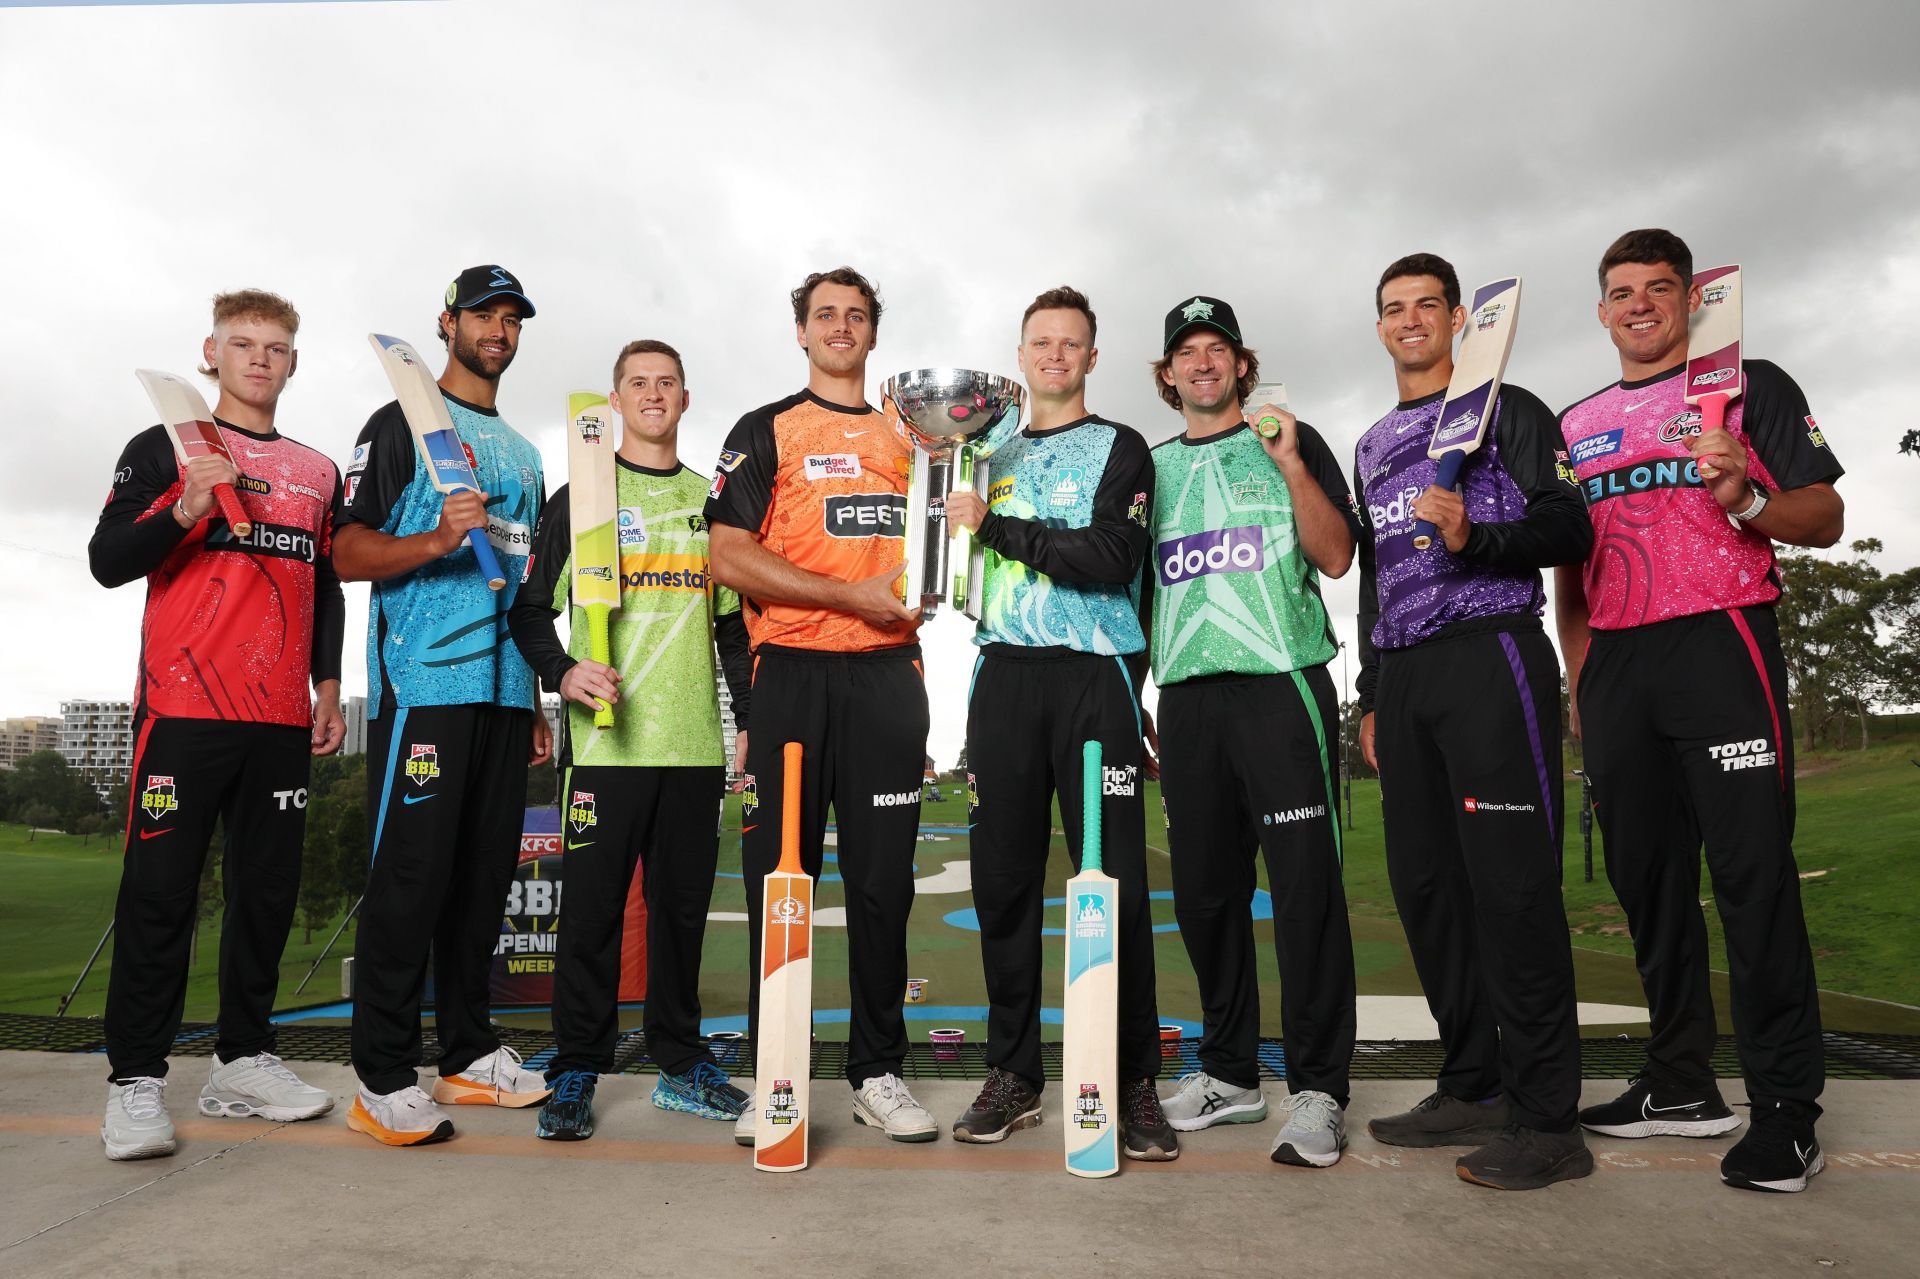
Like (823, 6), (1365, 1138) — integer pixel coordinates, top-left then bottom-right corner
(881, 368), (1025, 620)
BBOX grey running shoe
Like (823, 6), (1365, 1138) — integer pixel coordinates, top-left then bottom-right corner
(1119, 1077), (1180, 1161)
(1368, 1089), (1511, 1148)
(852, 1073), (938, 1142)
(952, 1068), (1043, 1143)
(1270, 1090), (1346, 1167)
(200, 1051), (333, 1121)
(102, 1076), (176, 1161)
(1160, 1070), (1267, 1132)
(1457, 1125), (1595, 1190)
(735, 1107), (755, 1147)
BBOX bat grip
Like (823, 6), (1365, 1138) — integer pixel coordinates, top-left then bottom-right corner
(213, 483), (253, 538)
(587, 607), (614, 730)
(1082, 740), (1103, 874)
(1695, 394), (1730, 479)
(1410, 449), (1468, 551)
(466, 527), (507, 591)
(780, 741), (803, 872)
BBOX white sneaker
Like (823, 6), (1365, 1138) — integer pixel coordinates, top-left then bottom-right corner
(1269, 1090), (1347, 1167)
(102, 1076), (176, 1161)
(346, 1084), (455, 1147)
(1160, 1070), (1269, 1131)
(432, 1045), (552, 1108)
(852, 1073), (938, 1143)
(735, 1107), (755, 1147)
(200, 1052), (334, 1121)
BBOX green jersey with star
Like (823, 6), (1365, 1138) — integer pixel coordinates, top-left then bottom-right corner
(511, 459), (742, 767)
(1146, 422), (1360, 685)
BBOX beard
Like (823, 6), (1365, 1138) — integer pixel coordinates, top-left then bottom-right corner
(451, 328), (515, 382)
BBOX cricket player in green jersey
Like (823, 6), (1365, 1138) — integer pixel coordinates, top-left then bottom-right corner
(1144, 297), (1361, 1167)
(508, 339), (753, 1141)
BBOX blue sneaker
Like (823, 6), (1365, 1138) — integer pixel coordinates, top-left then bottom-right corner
(536, 1071), (597, 1141)
(652, 1061), (749, 1121)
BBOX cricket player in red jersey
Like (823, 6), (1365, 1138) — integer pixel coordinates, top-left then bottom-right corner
(1557, 229), (1844, 1193)
(89, 289), (346, 1161)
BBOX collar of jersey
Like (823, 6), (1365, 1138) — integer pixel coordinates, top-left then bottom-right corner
(1176, 421), (1256, 448)
(1617, 363), (1687, 393)
(441, 388), (500, 417)
(214, 416), (280, 443)
(802, 388), (874, 416)
(1024, 413), (1100, 439)
(616, 457), (686, 478)
(1393, 388), (1447, 413)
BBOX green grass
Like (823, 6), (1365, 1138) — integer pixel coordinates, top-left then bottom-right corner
(3, 730), (1914, 1036)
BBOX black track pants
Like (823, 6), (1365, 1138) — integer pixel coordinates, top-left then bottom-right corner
(741, 645), (928, 1088)
(1376, 626), (1581, 1131)
(1579, 606), (1822, 1113)
(966, 646), (1159, 1089)
(1159, 666), (1354, 1106)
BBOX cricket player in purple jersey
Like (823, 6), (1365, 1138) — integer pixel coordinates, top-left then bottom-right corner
(1352, 254), (1594, 1191)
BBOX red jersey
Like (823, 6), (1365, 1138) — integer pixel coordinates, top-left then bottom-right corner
(89, 421), (346, 726)
(1557, 360), (1841, 631)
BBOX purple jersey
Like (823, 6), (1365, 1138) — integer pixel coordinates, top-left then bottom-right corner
(1352, 384), (1590, 713)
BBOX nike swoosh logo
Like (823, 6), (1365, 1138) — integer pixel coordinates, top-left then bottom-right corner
(647, 487), (671, 497)
(403, 793), (437, 805)
(139, 828), (173, 840)
(843, 431), (867, 439)
(1191, 460), (1209, 470)
(245, 450), (270, 459)
(1624, 399), (1657, 412)
(1643, 1098), (1704, 1115)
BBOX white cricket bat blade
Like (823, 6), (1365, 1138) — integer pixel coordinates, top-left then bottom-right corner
(1428, 277), (1522, 462)
(1064, 739), (1118, 1178)
(755, 743), (813, 1172)
(1686, 264), (1743, 412)
(566, 392), (619, 614)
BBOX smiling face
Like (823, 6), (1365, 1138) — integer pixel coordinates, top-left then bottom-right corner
(1017, 307), (1097, 402)
(443, 298), (524, 382)
(203, 315), (296, 411)
(1375, 274), (1464, 379)
(611, 350), (688, 446)
(795, 281), (875, 378)
(1160, 327), (1247, 414)
(1599, 260), (1698, 377)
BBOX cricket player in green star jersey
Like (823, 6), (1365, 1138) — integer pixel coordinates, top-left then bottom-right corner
(1143, 296), (1361, 1167)
(508, 339), (754, 1141)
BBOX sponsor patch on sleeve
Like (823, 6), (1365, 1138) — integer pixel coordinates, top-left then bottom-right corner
(716, 449), (748, 473)
(1127, 491), (1148, 527)
(1805, 416), (1828, 449)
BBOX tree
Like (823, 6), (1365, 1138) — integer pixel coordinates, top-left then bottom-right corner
(1777, 539), (1916, 750)
(297, 813), (340, 944)
(1900, 428), (1919, 459)
(1, 750), (104, 832)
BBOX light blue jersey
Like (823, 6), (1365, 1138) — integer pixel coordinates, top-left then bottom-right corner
(342, 392), (544, 712)
(973, 416), (1152, 656)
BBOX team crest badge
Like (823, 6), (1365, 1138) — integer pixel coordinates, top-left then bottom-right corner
(141, 775), (178, 821)
(569, 790), (598, 833)
(406, 744), (441, 787)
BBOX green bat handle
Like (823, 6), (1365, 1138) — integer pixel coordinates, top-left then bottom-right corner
(1082, 740), (1103, 874)
(1255, 416), (1282, 440)
(588, 605), (614, 730)
(951, 445), (976, 613)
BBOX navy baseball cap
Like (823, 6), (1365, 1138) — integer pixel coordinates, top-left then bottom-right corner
(1162, 295), (1240, 352)
(445, 265), (536, 317)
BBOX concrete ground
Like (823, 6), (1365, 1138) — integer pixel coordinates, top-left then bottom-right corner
(1, 1053), (1914, 1278)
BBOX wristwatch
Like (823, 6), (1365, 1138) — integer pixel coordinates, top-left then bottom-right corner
(1729, 479), (1769, 524)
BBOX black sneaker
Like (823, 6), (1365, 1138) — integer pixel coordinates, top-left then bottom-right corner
(536, 1070), (597, 1142)
(952, 1068), (1043, 1144)
(1456, 1125), (1595, 1191)
(1579, 1074), (1742, 1139)
(1367, 1090), (1511, 1148)
(1119, 1077), (1179, 1162)
(1721, 1101), (1823, 1193)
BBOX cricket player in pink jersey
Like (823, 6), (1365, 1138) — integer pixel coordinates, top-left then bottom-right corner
(1555, 229), (1843, 1194)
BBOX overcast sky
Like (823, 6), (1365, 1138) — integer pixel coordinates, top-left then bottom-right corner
(3, 0), (1915, 766)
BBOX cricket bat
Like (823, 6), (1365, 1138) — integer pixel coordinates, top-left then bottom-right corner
(135, 369), (253, 537)
(1411, 277), (1522, 550)
(1063, 738), (1118, 1178)
(366, 333), (507, 590)
(754, 741), (813, 1172)
(1685, 265), (1743, 480)
(567, 391), (619, 729)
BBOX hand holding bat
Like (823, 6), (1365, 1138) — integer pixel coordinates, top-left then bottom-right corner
(1685, 428), (1749, 509)
(1250, 404), (1300, 466)
(177, 453), (242, 524)
(559, 660), (621, 714)
(434, 490), (491, 556)
(1409, 485), (1470, 553)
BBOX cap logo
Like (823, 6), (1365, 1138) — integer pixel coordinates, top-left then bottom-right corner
(445, 281), (458, 307)
(488, 266), (512, 288)
(1181, 297), (1214, 322)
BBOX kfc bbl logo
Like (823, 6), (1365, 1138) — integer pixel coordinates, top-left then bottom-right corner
(141, 775), (178, 821)
(966, 770), (979, 812)
(569, 790), (598, 833)
(741, 775), (758, 821)
(406, 744), (441, 787)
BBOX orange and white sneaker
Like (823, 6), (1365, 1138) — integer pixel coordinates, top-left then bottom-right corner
(347, 1085), (454, 1147)
(431, 1045), (551, 1108)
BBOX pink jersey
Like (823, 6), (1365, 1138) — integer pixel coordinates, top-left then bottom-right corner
(1558, 360), (1840, 631)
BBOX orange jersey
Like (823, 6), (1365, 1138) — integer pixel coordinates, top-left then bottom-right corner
(704, 389), (920, 653)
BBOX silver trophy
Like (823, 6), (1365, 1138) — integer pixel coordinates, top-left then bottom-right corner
(881, 368), (1025, 620)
